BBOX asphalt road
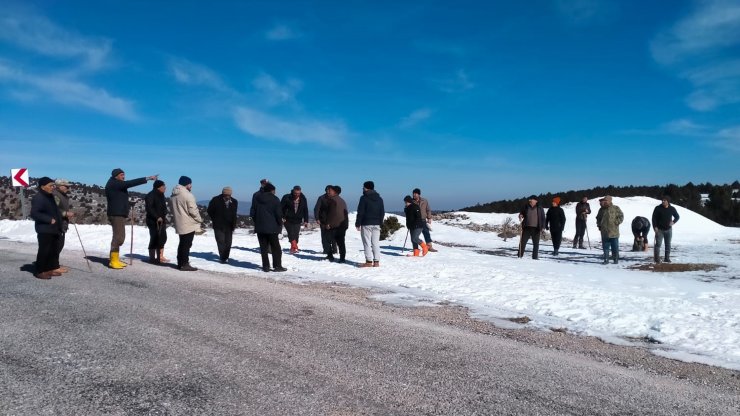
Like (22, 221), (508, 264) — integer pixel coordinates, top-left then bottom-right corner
(1, 240), (738, 415)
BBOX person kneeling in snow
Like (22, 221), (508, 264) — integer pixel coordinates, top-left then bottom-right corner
(631, 216), (651, 252)
(404, 195), (428, 257)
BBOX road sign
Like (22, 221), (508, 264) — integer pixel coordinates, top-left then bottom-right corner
(11, 168), (29, 187)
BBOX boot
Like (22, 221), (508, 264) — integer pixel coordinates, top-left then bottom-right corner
(572, 241), (578, 248)
(359, 261), (373, 268)
(412, 249), (420, 257)
(158, 249), (169, 263)
(290, 240), (298, 254)
(109, 251), (126, 269)
(427, 242), (438, 252)
(664, 257), (671, 263)
(421, 242), (429, 256)
(148, 249), (157, 264)
(654, 256), (661, 264)
(35, 271), (53, 279)
(373, 261), (380, 267)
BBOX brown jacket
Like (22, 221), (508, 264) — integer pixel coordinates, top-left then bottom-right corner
(326, 196), (348, 229)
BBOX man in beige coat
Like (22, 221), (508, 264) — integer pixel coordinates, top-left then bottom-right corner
(171, 176), (203, 271)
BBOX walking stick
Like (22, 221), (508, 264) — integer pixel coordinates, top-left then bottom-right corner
(129, 209), (134, 265)
(71, 220), (92, 272)
(402, 229), (409, 253)
(585, 223), (592, 249)
(517, 220), (525, 258)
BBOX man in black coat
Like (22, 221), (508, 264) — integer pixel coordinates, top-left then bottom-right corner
(281, 185), (309, 254)
(631, 216), (651, 252)
(207, 186), (238, 264)
(105, 168), (158, 269)
(404, 195), (428, 257)
(518, 195), (547, 259)
(314, 185), (336, 255)
(252, 183), (286, 272)
(145, 180), (169, 264)
(30, 177), (64, 279)
(545, 196), (566, 256)
(573, 196), (591, 249)
(652, 196), (680, 263)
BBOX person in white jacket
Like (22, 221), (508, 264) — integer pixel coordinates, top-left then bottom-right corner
(170, 176), (203, 271)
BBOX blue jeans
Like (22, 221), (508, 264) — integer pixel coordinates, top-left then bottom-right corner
(654, 228), (672, 260)
(421, 222), (432, 243)
(602, 237), (619, 262)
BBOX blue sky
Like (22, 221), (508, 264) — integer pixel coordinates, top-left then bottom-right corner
(1, 0), (738, 210)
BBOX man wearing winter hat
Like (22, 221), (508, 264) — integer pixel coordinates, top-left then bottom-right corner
(105, 168), (158, 269)
(207, 186), (238, 264)
(412, 188), (437, 252)
(518, 195), (546, 259)
(573, 196), (591, 249)
(30, 177), (64, 279)
(52, 178), (75, 273)
(545, 196), (566, 256)
(145, 179), (169, 264)
(171, 176), (203, 271)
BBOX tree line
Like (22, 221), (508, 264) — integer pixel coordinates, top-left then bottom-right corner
(462, 181), (740, 227)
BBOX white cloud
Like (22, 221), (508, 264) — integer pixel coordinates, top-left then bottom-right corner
(399, 108), (432, 128)
(169, 58), (231, 92)
(265, 24), (302, 41)
(0, 8), (112, 70)
(233, 107), (348, 147)
(432, 69), (475, 93)
(651, 0), (740, 112)
(661, 119), (709, 136)
(252, 73), (303, 106)
(0, 61), (138, 120)
(554, 0), (618, 25)
(716, 126), (740, 152)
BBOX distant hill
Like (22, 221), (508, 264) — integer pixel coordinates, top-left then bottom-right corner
(461, 181), (740, 227)
(1, 177), (253, 228)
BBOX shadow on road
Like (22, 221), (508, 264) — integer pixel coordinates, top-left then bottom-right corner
(189, 251), (261, 270)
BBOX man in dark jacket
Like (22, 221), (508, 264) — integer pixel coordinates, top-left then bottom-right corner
(404, 195), (428, 257)
(252, 183), (286, 272)
(314, 185), (336, 255)
(545, 196), (566, 256)
(573, 196), (591, 249)
(52, 178), (75, 273)
(281, 185), (309, 254)
(105, 168), (158, 269)
(145, 180), (169, 264)
(207, 186), (238, 264)
(518, 195), (546, 259)
(322, 186), (349, 262)
(30, 177), (64, 279)
(631, 216), (651, 252)
(355, 181), (385, 267)
(652, 196), (680, 263)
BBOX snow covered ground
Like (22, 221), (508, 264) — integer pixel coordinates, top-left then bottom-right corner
(2, 196), (739, 370)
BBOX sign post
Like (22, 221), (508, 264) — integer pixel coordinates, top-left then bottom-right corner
(11, 168), (30, 219)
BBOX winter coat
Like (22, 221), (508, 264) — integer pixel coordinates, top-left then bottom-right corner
(313, 194), (329, 222)
(207, 195), (238, 231)
(519, 204), (546, 231)
(52, 188), (71, 233)
(105, 176), (147, 217)
(596, 204), (624, 238)
(170, 184), (203, 235)
(355, 190), (385, 227)
(631, 216), (651, 233)
(575, 201), (591, 221)
(31, 190), (63, 235)
(545, 206), (566, 232)
(404, 203), (425, 230)
(252, 191), (283, 234)
(249, 187), (265, 219)
(415, 197), (432, 221)
(325, 195), (349, 230)
(652, 204), (680, 231)
(145, 189), (168, 228)
(281, 192), (309, 224)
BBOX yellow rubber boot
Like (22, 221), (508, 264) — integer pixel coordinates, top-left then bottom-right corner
(109, 251), (127, 269)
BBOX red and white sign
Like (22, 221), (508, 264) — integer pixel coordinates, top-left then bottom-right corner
(11, 168), (29, 187)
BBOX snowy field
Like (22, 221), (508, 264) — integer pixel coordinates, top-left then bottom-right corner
(2, 196), (739, 371)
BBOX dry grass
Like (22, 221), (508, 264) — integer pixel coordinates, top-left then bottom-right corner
(628, 263), (723, 273)
(506, 316), (532, 324)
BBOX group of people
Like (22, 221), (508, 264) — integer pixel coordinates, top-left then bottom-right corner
(516, 194), (680, 265)
(29, 169), (441, 278)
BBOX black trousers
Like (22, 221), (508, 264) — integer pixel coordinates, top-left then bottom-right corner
(519, 226), (540, 259)
(177, 232), (195, 267)
(37, 233), (61, 273)
(257, 233), (282, 269)
(320, 228), (337, 254)
(551, 229), (563, 252)
(574, 219), (587, 246)
(57, 232), (66, 257)
(284, 222), (301, 242)
(322, 227), (346, 259)
(213, 228), (233, 261)
(147, 224), (168, 250)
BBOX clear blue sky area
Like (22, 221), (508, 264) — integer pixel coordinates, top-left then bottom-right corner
(1, 0), (738, 210)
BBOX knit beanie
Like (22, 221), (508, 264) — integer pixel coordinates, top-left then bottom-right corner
(403, 195), (413, 203)
(178, 176), (192, 186)
(111, 168), (124, 177)
(153, 179), (165, 189)
(38, 177), (54, 187)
